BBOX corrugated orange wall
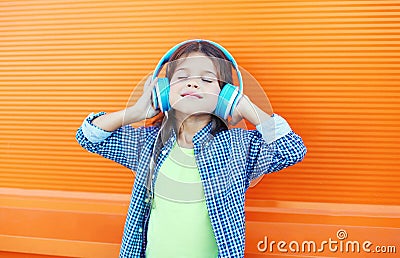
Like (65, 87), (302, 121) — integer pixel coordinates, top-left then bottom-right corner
(1, 0), (399, 205)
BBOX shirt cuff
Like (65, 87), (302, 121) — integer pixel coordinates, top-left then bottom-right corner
(255, 113), (292, 144)
(81, 112), (113, 143)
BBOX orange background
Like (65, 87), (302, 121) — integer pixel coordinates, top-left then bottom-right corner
(1, 1), (399, 257)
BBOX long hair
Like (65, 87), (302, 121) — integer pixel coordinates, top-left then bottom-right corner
(146, 41), (235, 195)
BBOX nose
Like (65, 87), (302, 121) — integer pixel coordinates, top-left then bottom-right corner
(186, 80), (199, 89)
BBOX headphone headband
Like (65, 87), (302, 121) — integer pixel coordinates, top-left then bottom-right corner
(152, 39), (243, 90)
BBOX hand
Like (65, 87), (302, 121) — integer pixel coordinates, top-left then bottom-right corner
(230, 94), (273, 126)
(135, 75), (160, 120)
(230, 94), (252, 126)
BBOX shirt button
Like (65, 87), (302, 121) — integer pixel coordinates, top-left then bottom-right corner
(161, 149), (167, 155)
(144, 198), (149, 203)
(139, 227), (143, 233)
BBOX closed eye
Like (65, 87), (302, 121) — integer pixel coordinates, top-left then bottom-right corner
(175, 76), (188, 83)
(202, 77), (216, 83)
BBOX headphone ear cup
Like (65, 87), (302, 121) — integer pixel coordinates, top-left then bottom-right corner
(152, 78), (171, 113)
(214, 84), (241, 120)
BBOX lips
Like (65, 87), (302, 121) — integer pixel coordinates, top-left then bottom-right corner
(180, 92), (203, 99)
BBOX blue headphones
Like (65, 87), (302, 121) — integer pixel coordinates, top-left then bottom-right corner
(151, 39), (243, 120)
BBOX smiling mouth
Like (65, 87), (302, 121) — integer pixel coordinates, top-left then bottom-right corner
(181, 93), (203, 99)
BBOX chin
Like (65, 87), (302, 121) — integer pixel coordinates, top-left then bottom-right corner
(176, 108), (215, 116)
(171, 100), (217, 116)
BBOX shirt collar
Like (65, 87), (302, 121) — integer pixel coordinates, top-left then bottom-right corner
(192, 120), (214, 144)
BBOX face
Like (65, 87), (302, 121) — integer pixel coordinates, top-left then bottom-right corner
(169, 52), (221, 116)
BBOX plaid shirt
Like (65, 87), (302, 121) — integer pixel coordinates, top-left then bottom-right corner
(75, 112), (306, 258)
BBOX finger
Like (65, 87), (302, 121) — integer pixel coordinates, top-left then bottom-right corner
(144, 77), (158, 94)
(144, 74), (152, 86)
(151, 77), (158, 87)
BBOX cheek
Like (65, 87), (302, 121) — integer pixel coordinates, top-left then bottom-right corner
(208, 90), (220, 103)
(208, 85), (221, 100)
(203, 86), (221, 108)
(168, 82), (182, 100)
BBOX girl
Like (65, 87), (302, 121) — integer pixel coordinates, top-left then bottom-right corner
(76, 39), (306, 258)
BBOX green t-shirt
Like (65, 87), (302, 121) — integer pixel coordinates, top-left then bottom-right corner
(145, 142), (219, 258)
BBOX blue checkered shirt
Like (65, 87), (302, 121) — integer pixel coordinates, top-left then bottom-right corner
(75, 112), (306, 258)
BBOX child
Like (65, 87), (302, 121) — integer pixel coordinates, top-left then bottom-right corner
(76, 39), (307, 258)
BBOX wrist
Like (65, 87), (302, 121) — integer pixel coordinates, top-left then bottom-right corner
(124, 105), (144, 124)
(241, 100), (272, 126)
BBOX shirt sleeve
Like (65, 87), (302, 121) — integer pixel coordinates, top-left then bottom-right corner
(246, 113), (307, 185)
(75, 111), (156, 172)
(255, 113), (292, 144)
(81, 112), (113, 143)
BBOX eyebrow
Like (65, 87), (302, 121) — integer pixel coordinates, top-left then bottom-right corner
(175, 67), (217, 77)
